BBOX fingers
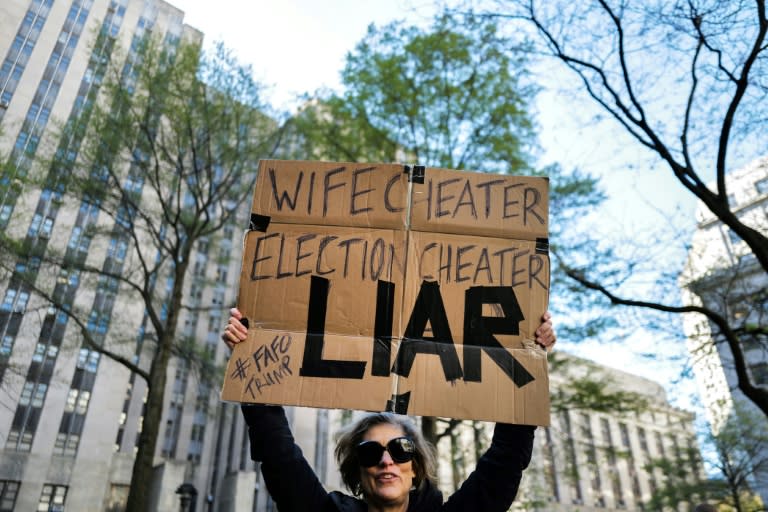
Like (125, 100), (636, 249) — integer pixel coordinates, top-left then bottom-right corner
(535, 311), (556, 352)
(221, 308), (248, 350)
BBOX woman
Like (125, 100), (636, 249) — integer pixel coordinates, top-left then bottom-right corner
(223, 308), (556, 512)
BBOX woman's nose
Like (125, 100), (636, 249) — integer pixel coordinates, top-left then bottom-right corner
(378, 449), (394, 466)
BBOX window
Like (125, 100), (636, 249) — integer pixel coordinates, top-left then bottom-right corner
(0, 336), (13, 356)
(0, 480), (20, 512)
(0, 205), (12, 223)
(638, 427), (648, 453)
(106, 484), (128, 512)
(1, 289), (17, 312)
(756, 177), (768, 195)
(37, 484), (67, 511)
(655, 431), (665, 457)
(68, 226), (82, 249)
(751, 362), (768, 386)
(619, 423), (630, 448)
(28, 213), (42, 236)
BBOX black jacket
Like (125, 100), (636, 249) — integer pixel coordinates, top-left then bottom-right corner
(242, 405), (535, 512)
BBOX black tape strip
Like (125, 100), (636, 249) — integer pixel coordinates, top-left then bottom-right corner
(249, 213), (271, 232)
(408, 165), (425, 184)
(394, 281), (463, 381)
(535, 237), (549, 254)
(299, 275), (366, 379)
(372, 280), (395, 377)
(385, 391), (411, 415)
(462, 286), (534, 387)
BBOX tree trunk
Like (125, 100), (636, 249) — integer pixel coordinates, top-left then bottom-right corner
(124, 350), (170, 512)
(422, 416), (438, 446)
(125, 255), (189, 512)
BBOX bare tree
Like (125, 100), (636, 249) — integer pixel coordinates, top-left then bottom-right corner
(470, 0), (768, 418)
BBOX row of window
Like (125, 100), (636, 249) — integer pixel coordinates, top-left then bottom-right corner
(0, 0), (53, 125)
(542, 411), (698, 508)
(0, 480), (66, 512)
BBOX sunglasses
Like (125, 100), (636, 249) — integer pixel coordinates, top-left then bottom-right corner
(356, 436), (416, 467)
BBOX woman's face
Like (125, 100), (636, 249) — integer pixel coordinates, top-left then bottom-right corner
(359, 423), (415, 508)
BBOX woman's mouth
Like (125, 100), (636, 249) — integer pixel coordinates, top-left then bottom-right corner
(376, 472), (398, 483)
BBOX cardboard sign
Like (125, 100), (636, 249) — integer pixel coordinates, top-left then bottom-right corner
(221, 160), (550, 425)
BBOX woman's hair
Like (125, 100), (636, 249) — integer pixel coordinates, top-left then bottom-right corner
(335, 412), (437, 497)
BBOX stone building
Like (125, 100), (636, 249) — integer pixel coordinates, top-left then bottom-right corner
(514, 353), (703, 511)
(680, 156), (768, 504)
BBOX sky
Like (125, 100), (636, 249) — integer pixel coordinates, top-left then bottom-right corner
(170, 0), (703, 413)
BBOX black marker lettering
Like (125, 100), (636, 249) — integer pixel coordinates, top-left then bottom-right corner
(463, 286), (534, 387)
(384, 173), (404, 213)
(269, 168), (302, 211)
(436, 178), (461, 218)
(473, 247), (493, 284)
(351, 166), (375, 215)
(250, 232), (279, 280)
(524, 186), (545, 225)
(455, 244), (475, 283)
(316, 235), (338, 275)
(275, 234), (293, 279)
(394, 281), (463, 381)
(295, 233), (317, 277)
(503, 183), (523, 219)
(300, 275), (366, 379)
(323, 166), (346, 217)
(453, 180), (477, 219)
(476, 179), (504, 218)
(372, 280), (395, 376)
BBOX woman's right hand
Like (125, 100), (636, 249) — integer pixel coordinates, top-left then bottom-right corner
(222, 307), (248, 350)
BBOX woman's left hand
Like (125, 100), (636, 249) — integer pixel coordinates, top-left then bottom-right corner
(535, 311), (556, 352)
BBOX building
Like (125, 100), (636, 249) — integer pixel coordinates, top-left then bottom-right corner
(514, 352), (704, 511)
(680, 156), (768, 504)
(0, 1), (267, 510)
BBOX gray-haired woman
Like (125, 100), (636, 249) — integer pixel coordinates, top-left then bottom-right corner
(224, 308), (556, 512)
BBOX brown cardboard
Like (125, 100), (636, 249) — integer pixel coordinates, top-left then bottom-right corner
(410, 166), (548, 240)
(251, 159), (409, 229)
(222, 160), (550, 426)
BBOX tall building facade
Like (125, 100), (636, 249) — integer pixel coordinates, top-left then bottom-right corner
(0, 1), (270, 511)
(680, 156), (768, 504)
(516, 353), (704, 511)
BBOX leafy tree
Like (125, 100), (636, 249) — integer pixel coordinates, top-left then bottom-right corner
(460, 0), (768, 420)
(0, 35), (277, 511)
(286, 8), (608, 444)
(291, 11), (534, 172)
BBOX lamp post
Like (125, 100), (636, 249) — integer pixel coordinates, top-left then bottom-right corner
(176, 483), (198, 512)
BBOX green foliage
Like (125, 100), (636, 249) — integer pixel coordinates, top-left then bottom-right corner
(289, 10), (536, 173)
(0, 31), (278, 512)
(549, 353), (650, 415)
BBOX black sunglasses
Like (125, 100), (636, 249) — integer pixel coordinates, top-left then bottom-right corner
(356, 437), (416, 467)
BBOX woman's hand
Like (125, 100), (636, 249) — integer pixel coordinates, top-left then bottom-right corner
(221, 307), (556, 351)
(222, 307), (248, 350)
(534, 311), (556, 352)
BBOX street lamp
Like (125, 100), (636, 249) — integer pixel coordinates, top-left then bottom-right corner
(176, 483), (198, 512)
